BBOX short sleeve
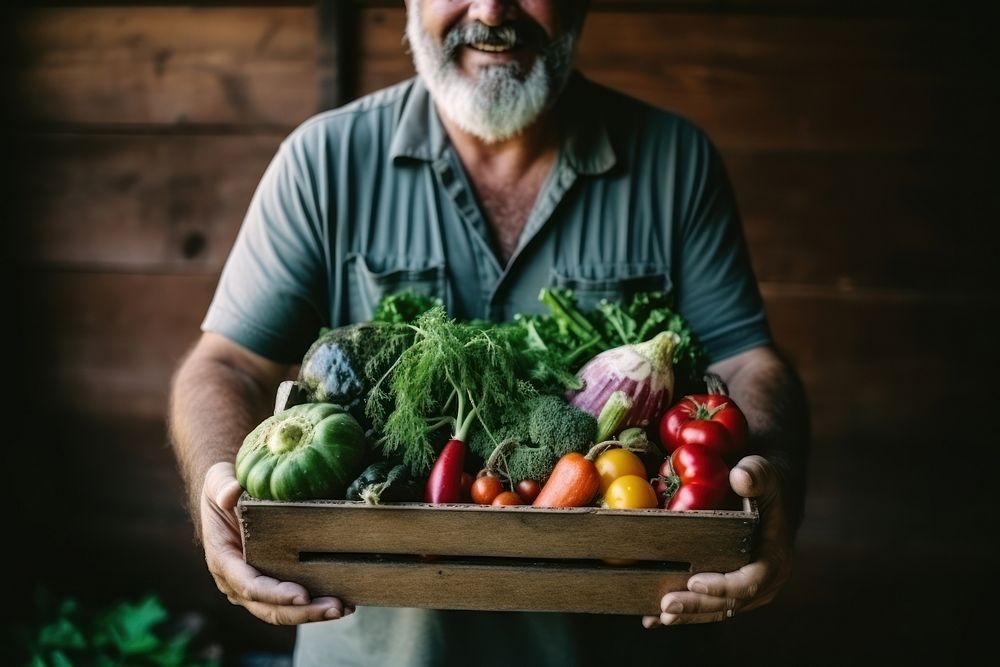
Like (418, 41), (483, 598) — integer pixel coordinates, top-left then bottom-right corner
(674, 131), (772, 362)
(201, 137), (328, 364)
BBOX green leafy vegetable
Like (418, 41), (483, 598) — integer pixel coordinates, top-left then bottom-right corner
(515, 288), (708, 388)
(366, 307), (537, 476)
(371, 290), (443, 325)
(11, 589), (218, 667)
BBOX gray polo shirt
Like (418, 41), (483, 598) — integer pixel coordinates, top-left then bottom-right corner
(203, 73), (770, 665)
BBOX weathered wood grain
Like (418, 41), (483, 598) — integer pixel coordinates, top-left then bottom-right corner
(238, 497), (756, 614)
(356, 9), (992, 152)
(21, 271), (217, 420)
(730, 152), (999, 290)
(19, 133), (283, 271)
(239, 498), (755, 564)
(17, 7), (317, 127)
(248, 555), (694, 615)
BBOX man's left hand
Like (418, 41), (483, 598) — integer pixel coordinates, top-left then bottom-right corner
(642, 454), (794, 628)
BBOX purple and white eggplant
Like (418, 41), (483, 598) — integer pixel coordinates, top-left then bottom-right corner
(567, 331), (680, 428)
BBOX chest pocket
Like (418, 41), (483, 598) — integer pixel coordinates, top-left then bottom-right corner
(346, 253), (448, 323)
(550, 264), (673, 311)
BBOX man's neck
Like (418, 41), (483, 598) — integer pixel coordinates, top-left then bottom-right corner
(437, 107), (561, 265)
(437, 107), (561, 179)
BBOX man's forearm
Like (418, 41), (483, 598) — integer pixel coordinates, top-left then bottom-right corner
(714, 348), (810, 530)
(168, 351), (276, 538)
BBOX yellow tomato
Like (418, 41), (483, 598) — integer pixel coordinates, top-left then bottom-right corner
(594, 448), (648, 495)
(602, 474), (659, 510)
(601, 474), (659, 565)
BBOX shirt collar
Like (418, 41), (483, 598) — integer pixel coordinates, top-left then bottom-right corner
(389, 72), (617, 175)
(389, 77), (451, 163)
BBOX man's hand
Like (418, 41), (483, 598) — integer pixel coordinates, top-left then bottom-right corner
(642, 455), (794, 628)
(202, 462), (351, 625)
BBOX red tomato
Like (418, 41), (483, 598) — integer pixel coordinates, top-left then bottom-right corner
(656, 444), (731, 511)
(667, 483), (729, 511)
(670, 444), (729, 491)
(492, 491), (523, 506)
(460, 472), (473, 500)
(514, 479), (541, 504)
(470, 475), (503, 505)
(659, 392), (748, 463)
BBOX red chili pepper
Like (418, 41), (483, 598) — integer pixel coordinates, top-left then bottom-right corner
(424, 438), (466, 504)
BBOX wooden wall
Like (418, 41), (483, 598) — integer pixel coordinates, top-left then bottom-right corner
(10, 1), (997, 662)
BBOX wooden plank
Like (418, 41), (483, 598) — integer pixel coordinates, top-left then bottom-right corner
(728, 151), (999, 290)
(316, 0), (357, 111)
(761, 284), (998, 448)
(21, 271), (218, 420)
(356, 9), (993, 152)
(249, 555), (692, 615)
(239, 498), (755, 614)
(239, 498), (755, 566)
(17, 7), (317, 127)
(20, 133), (283, 271)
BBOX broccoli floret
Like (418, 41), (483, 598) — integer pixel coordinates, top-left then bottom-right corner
(468, 421), (532, 460)
(527, 395), (597, 457)
(506, 444), (558, 484)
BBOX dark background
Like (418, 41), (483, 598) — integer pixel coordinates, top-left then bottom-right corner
(7, 1), (998, 664)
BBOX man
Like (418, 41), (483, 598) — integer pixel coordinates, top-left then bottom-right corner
(169, 0), (809, 664)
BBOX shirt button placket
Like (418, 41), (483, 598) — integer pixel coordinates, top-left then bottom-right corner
(433, 158), (503, 320)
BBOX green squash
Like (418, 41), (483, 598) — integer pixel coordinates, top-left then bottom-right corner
(236, 403), (366, 501)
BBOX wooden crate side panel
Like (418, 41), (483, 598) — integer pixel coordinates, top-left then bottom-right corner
(239, 501), (754, 571)
(257, 557), (690, 615)
(17, 7), (317, 127)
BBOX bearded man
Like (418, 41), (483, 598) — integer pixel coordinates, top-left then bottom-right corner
(169, 1), (809, 664)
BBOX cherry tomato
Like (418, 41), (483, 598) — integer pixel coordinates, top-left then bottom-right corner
(601, 474), (659, 510)
(659, 391), (748, 463)
(514, 479), (541, 504)
(594, 448), (647, 495)
(470, 474), (503, 505)
(492, 491), (523, 506)
(460, 472), (473, 501)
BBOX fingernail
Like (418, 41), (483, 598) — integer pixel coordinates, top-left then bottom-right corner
(690, 581), (708, 594)
(664, 601), (683, 614)
(292, 595), (308, 606)
(324, 607), (342, 620)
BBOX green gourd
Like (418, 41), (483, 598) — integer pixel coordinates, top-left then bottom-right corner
(236, 403), (366, 501)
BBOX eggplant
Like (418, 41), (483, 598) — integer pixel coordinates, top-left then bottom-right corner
(346, 461), (421, 504)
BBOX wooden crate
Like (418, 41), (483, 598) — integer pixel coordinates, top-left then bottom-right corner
(238, 496), (757, 615)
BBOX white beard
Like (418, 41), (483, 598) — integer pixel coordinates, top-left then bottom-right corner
(406, 0), (579, 144)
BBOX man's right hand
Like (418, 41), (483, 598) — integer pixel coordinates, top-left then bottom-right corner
(201, 461), (350, 625)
